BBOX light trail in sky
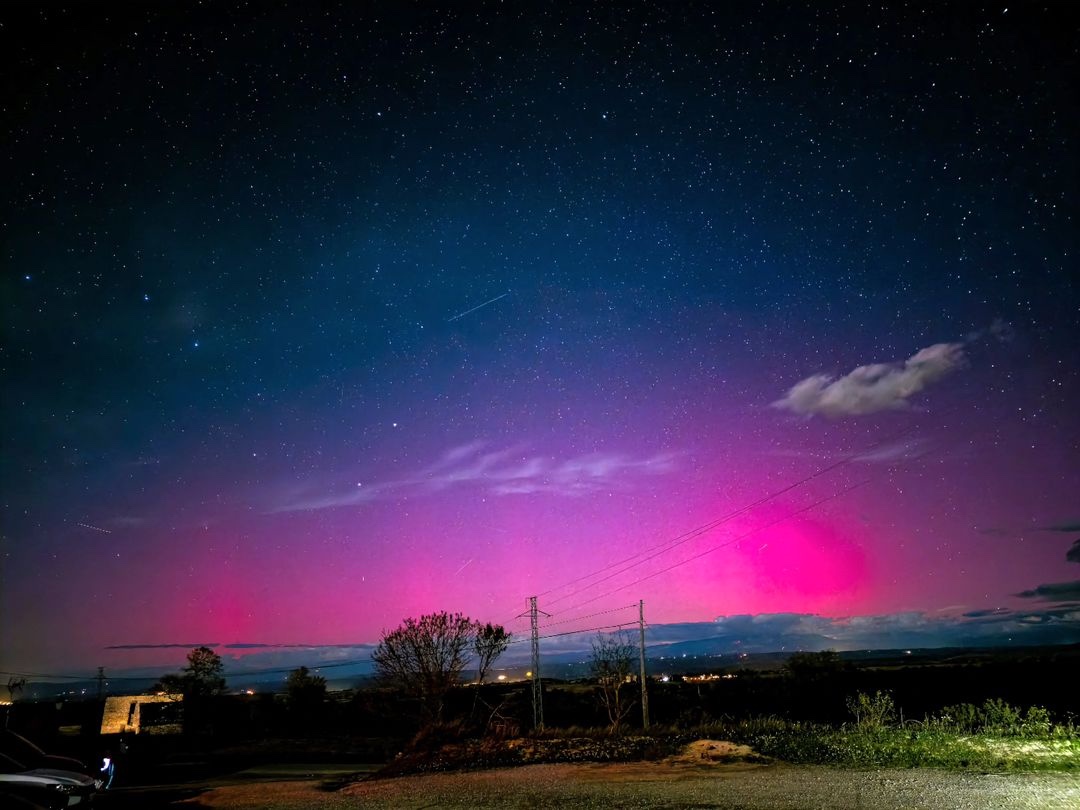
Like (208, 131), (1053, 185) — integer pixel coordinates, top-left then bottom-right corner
(447, 291), (510, 322)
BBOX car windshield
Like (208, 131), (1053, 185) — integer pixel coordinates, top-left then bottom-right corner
(1, 732), (45, 762)
(0, 752), (30, 773)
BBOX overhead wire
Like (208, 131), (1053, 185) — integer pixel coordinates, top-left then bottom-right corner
(557, 478), (870, 615)
(510, 415), (935, 621)
(523, 405), (986, 621)
(505, 620), (639, 646)
(537, 603), (638, 630)
(18, 406), (995, 687)
(537, 454), (856, 610)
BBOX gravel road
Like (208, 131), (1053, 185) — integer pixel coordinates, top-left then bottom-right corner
(184, 761), (1080, 809)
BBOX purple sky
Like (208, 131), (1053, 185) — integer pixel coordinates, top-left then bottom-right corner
(2, 3), (1077, 680)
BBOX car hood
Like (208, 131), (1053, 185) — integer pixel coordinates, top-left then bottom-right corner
(8, 767), (96, 787)
(0, 771), (72, 789)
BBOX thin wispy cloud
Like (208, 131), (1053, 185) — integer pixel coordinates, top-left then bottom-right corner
(514, 607), (1080, 658)
(491, 452), (677, 495)
(773, 342), (966, 417)
(272, 481), (387, 513)
(104, 643), (380, 677)
(106, 643), (220, 650)
(1036, 521), (1080, 565)
(851, 438), (932, 463)
(1042, 521), (1080, 533)
(769, 438), (931, 464)
(966, 317), (1015, 344)
(274, 442), (677, 512)
(1016, 580), (1080, 601)
(633, 607), (1080, 654)
(100, 607), (1080, 679)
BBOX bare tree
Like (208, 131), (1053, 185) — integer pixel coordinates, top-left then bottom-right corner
(470, 622), (513, 725)
(372, 612), (475, 722)
(590, 631), (637, 733)
(473, 623), (512, 685)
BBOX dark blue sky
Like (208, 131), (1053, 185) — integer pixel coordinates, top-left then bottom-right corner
(2, 2), (1077, 676)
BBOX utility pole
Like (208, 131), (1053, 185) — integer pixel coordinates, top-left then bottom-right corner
(96, 667), (106, 701)
(520, 596), (549, 730)
(638, 600), (649, 730)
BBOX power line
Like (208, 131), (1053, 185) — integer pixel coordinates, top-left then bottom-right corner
(535, 411), (990, 621)
(1, 670), (101, 682)
(541, 454), (852, 607)
(1, 657), (375, 685)
(503, 620), (639, 646)
(537, 603), (638, 630)
(558, 479), (869, 615)
(536, 621), (639, 643)
(518, 418), (932, 619)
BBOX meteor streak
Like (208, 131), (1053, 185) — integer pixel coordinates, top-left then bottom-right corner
(447, 291), (510, 322)
(77, 522), (112, 534)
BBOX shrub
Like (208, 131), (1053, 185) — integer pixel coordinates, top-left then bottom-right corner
(980, 697), (1023, 733)
(846, 690), (896, 730)
(932, 699), (1058, 737)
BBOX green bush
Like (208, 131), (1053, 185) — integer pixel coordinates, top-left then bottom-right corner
(845, 691), (896, 730)
(931, 699), (1058, 737)
(1021, 705), (1052, 737)
(933, 702), (981, 732)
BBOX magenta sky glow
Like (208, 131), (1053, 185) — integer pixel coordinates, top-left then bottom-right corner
(3, 4), (1078, 680)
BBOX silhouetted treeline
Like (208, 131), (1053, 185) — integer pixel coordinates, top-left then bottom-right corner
(4, 646), (1077, 766)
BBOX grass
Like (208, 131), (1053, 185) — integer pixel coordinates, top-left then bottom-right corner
(371, 721), (1080, 778)
(688, 717), (1080, 772)
(366, 697), (1080, 778)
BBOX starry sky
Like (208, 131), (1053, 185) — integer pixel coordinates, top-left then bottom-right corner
(2, 2), (1078, 678)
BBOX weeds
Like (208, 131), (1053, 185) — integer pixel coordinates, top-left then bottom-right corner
(677, 698), (1080, 772)
(846, 690), (896, 730)
(380, 696), (1079, 777)
(927, 699), (1056, 737)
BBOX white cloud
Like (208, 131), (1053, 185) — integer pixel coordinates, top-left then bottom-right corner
(272, 481), (387, 512)
(851, 438), (930, 463)
(769, 438), (930, 464)
(273, 443), (677, 512)
(773, 342), (966, 417)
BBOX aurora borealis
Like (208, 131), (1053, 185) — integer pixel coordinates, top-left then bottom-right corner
(2, 2), (1077, 679)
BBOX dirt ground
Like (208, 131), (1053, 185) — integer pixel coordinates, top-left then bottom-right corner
(183, 758), (1080, 809)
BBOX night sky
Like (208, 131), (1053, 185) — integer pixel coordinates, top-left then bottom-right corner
(2, 2), (1078, 679)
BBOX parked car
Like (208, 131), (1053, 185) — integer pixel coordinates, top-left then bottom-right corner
(0, 731), (90, 776)
(0, 753), (100, 808)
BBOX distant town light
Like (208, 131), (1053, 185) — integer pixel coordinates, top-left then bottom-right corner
(497, 674), (507, 681)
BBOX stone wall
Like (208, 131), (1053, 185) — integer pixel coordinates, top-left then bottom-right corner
(100, 694), (182, 734)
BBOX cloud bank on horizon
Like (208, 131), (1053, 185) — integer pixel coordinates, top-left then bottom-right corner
(1016, 580), (1080, 601)
(99, 606), (1080, 678)
(774, 342), (966, 417)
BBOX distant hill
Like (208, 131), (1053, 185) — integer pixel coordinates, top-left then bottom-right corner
(11, 642), (1078, 701)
